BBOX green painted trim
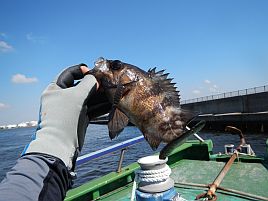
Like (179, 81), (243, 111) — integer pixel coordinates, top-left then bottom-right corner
(65, 140), (212, 201)
(65, 163), (139, 201)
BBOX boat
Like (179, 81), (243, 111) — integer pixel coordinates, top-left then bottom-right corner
(65, 128), (268, 201)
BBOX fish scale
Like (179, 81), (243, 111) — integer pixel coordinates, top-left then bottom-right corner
(89, 58), (194, 151)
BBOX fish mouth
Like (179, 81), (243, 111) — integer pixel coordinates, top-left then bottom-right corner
(94, 57), (106, 67)
(88, 57), (107, 75)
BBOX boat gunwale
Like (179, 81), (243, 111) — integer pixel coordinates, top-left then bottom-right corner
(65, 140), (212, 200)
(65, 139), (267, 201)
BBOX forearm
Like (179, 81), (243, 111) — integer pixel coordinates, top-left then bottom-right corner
(0, 154), (72, 201)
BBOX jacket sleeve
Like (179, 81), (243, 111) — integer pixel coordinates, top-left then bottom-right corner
(0, 154), (72, 201)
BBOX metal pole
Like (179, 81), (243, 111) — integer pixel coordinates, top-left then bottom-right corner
(195, 152), (238, 200)
(208, 152), (238, 197)
(117, 148), (126, 173)
(196, 126), (245, 200)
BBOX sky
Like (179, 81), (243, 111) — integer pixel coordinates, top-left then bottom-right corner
(0, 0), (267, 125)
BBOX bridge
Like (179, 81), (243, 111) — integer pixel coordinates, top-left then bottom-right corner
(181, 85), (268, 132)
(91, 85), (268, 133)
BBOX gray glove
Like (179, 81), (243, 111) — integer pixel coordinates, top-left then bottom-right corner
(22, 64), (108, 170)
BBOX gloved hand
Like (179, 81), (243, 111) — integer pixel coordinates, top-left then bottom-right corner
(22, 64), (111, 170)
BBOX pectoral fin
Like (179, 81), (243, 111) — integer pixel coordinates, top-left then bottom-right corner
(142, 130), (161, 151)
(108, 107), (129, 139)
(108, 83), (129, 139)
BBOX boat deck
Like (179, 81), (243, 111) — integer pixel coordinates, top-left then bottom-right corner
(96, 159), (268, 201)
(65, 140), (268, 201)
(173, 159), (268, 200)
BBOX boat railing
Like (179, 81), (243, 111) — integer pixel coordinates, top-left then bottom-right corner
(77, 135), (145, 172)
(181, 85), (268, 104)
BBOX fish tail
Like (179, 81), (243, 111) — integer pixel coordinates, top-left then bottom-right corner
(180, 108), (196, 127)
(160, 107), (194, 143)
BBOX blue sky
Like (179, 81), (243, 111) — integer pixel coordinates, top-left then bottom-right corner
(0, 0), (267, 125)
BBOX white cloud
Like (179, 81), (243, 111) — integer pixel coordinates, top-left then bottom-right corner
(0, 40), (13, 52)
(190, 80), (221, 98)
(26, 33), (34, 41)
(26, 33), (45, 44)
(204, 79), (211, 84)
(192, 89), (201, 95)
(0, 102), (9, 110)
(209, 85), (220, 93)
(204, 80), (221, 93)
(11, 74), (38, 84)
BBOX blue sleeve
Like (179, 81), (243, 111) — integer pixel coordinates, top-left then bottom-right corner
(0, 154), (72, 201)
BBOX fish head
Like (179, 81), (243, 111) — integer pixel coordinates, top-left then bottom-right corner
(90, 57), (141, 88)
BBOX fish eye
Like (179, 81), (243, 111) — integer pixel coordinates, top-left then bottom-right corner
(110, 60), (122, 70)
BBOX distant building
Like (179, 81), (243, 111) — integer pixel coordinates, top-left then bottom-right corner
(6, 124), (17, 129)
(29, 121), (38, 127)
(0, 126), (6, 129)
(0, 120), (38, 130)
(18, 122), (28, 128)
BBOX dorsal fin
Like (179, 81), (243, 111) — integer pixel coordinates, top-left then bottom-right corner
(147, 67), (180, 107)
(148, 67), (156, 76)
(156, 69), (165, 76)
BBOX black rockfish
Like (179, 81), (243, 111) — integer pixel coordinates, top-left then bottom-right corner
(90, 57), (193, 150)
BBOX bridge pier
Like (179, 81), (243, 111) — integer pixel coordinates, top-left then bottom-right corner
(181, 90), (268, 133)
(188, 113), (268, 133)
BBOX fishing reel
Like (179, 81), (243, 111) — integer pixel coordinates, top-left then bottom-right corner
(223, 126), (255, 156)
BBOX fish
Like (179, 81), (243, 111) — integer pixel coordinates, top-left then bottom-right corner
(89, 57), (194, 150)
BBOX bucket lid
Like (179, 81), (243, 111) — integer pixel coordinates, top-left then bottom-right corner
(138, 155), (168, 170)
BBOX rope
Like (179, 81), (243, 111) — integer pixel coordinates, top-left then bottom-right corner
(130, 178), (137, 201)
(130, 164), (171, 201)
(135, 164), (171, 183)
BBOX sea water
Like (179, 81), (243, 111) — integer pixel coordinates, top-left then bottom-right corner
(0, 125), (267, 187)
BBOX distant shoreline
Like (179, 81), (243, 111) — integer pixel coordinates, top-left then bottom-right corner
(0, 125), (37, 130)
(0, 121), (38, 130)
